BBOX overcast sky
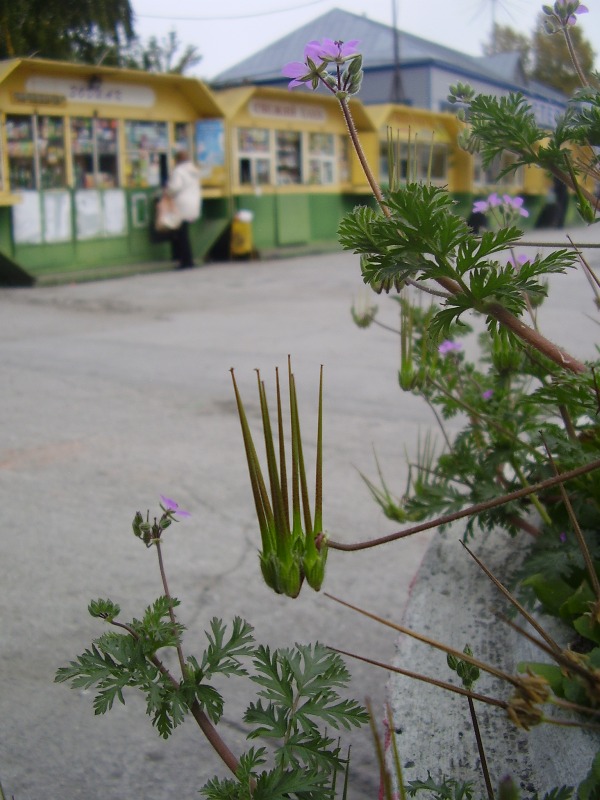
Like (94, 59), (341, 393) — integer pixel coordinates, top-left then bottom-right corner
(130, 0), (599, 81)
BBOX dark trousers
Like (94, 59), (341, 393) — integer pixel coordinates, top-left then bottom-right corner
(171, 221), (194, 268)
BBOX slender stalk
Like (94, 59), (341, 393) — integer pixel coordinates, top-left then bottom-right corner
(459, 542), (562, 654)
(366, 698), (394, 800)
(562, 23), (589, 88)
(331, 646), (507, 711)
(339, 97), (387, 214)
(326, 594), (532, 690)
(467, 695), (495, 800)
(328, 456), (600, 552)
(155, 540), (187, 678)
(386, 703), (406, 800)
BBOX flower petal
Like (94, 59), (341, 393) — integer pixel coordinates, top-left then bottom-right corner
(340, 39), (361, 57)
(282, 61), (309, 79)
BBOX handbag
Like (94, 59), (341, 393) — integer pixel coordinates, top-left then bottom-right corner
(155, 194), (182, 232)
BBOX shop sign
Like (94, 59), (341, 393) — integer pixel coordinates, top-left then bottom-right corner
(25, 76), (155, 107)
(13, 92), (66, 106)
(249, 98), (326, 123)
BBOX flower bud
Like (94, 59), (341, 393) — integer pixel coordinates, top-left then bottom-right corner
(303, 537), (328, 591)
(132, 511), (144, 538)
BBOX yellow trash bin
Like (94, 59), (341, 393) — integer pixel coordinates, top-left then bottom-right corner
(230, 210), (254, 258)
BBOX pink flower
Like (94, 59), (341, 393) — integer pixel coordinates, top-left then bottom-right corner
(554, 1), (589, 24)
(507, 253), (530, 268)
(282, 60), (311, 89)
(160, 495), (191, 518)
(482, 389), (493, 400)
(282, 38), (361, 90)
(438, 340), (462, 355)
(472, 199), (489, 214)
(544, 1), (588, 27)
(503, 194), (529, 217)
(314, 38), (361, 61)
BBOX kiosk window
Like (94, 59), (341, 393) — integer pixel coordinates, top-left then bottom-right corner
(237, 128), (271, 186)
(6, 115), (36, 190)
(276, 131), (301, 185)
(71, 117), (119, 189)
(38, 116), (66, 189)
(307, 132), (335, 185)
(6, 114), (66, 190)
(124, 120), (168, 188)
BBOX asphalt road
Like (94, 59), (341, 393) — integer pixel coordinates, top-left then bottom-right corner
(1, 227), (598, 800)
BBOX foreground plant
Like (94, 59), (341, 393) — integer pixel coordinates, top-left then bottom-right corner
(56, 497), (366, 798)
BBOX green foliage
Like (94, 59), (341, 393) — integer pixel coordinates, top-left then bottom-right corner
(200, 643), (365, 800)
(406, 773), (475, 800)
(578, 751), (600, 800)
(340, 183), (577, 343)
(56, 608), (253, 738)
(58, 589), (365, 796)
(0, 0), (134, 63)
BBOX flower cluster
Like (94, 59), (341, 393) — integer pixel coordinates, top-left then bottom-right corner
(438, 340), (462, 356)
(472, 193), (529, 218)
(542, 1), (588, 31)
(282, 38), (362, 98)
(132, 496), (190, 547)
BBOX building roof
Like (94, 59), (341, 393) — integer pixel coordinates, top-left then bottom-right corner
(0, 57), (225, 117)
(212, 8), (565, 105)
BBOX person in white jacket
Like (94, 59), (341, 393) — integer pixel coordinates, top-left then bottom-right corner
(167, 151), (202, 269)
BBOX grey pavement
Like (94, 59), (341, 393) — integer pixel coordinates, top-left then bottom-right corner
(1, 225), (599, 800)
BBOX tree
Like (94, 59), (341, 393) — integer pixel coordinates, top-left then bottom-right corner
(483, 23), (532, 74)
(0, 0), (134, 64)
(530, 11), (596, 95)
(482, 14), (596, 95)
(123, 30), (202, 75)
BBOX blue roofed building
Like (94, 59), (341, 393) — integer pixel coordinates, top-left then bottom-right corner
(212, 7), (567, 126)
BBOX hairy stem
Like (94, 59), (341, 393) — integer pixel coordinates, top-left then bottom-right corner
(562, 23), (589, 88)
(327, 455), (600, 551)
(155, 540), (188, 678)
(338, 97), (388, 214)
(484, 301), (586, 374)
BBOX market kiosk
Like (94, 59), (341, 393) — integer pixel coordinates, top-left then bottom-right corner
(0, 58), (228, 284)
(214, 86), (377, 253)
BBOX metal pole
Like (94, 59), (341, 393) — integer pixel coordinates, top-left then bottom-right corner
(391, 0), (403, 102)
